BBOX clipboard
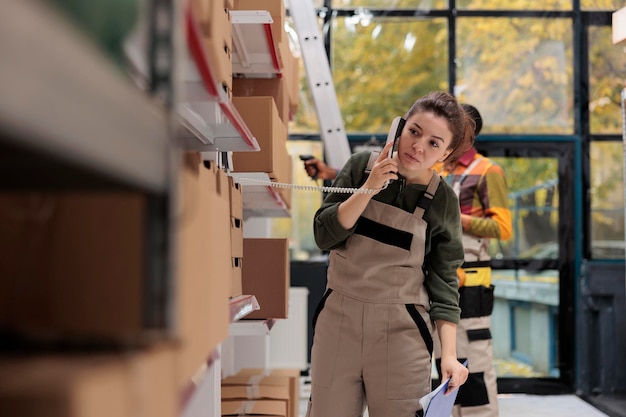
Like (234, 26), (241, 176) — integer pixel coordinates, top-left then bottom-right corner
(419, 360), (468, 417)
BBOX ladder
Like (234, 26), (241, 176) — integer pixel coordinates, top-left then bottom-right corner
(288, 0), (352, 170)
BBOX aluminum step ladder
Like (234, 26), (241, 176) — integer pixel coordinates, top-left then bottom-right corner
(288, 0), (352, 170)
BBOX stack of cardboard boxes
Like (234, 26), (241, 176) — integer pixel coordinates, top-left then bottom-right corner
(0, 192), (181, 417)
(191, 0), (234, 98)
(0, 152), (245, 417)
(0, 0), (299, 415)
(221, 368), (301, 417)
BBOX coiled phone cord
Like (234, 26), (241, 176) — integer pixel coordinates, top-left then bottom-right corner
(235, 176), (387, 194)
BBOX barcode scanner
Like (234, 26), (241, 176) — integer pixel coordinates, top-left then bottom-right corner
(299, 154), (318, 180)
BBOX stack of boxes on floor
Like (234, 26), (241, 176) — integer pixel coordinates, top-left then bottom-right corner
(221, 368), (301, 417)
(196, 0), (301, 416)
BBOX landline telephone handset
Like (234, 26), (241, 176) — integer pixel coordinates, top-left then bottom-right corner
(237, 117), (406, 194)
(383, 116), (406, 187)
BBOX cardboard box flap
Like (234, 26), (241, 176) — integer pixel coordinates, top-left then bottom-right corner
(221, 384), (289, 400)
(221, 400), (286, 416)
(221, 374), (290, 387)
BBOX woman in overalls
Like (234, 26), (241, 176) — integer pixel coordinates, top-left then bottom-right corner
(307, 91), (474, 417)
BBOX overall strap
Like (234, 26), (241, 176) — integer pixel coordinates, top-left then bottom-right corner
(450, 157), (484, 189)
(414, 171), (440, 219)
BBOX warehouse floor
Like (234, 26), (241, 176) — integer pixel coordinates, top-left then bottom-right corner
(297, 376), (612, 417)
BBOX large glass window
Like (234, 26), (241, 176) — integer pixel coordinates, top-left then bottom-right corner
(493, 157), (559, 259)
(332, 16), (448, 133)
(490, 155), (560, 378)
(271, 140), (325, 260)
(588, 26), (626, 134)
(582, 0), (625, 10)
(589, 141), (625, 259)
(334, 0), (448, 8)
(456, 18), (573, 134)
(286, 16), (321, 134)
(457, 0), (571, 10)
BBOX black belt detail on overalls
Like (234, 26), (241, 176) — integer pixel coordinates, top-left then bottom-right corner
(312, 288), (333, 333)
(467, 328), (492, 341)
(405, 305), (434, 357)
(354, 216), (413, 251)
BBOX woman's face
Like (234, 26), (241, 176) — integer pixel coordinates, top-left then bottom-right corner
(396, 111), (453, 177)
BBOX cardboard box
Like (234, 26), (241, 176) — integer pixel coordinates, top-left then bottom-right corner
(203, 159), (232, 357)
(234, 368), (300, 417)
(221, 372), (288, 417)
(191, 0), (233, 91)
(276, 152), (292, 209)
(175, 154), (231, 385)
(276, 38), (299, 115)
(228, 176), (243, 219)
(231, 96), (289, 181)
(0, 192), (150, 343)
(221, 384), (289, 416)
(241, 238), (289, 319)
(288, 52), (300, 118)
(222, 373), (290, 387)
(230, 217), (244, 258)
(231, 257), (243, 298)
(221, 399), (286, 416)
(232, 78), (290, 124)
(0, 344), (179, 417)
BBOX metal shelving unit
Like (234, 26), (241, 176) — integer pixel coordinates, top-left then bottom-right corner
(177, 4), (261, 153)
(231, 10), (281, 77)
(0, 0), (171, 192)
(228, 172), (290, 219)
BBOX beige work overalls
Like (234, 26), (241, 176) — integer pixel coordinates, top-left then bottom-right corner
(307, 167), (441, 417)
(434, 157), (499, 417)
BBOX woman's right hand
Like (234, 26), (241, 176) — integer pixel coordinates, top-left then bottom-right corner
(363, 140), (398, 192)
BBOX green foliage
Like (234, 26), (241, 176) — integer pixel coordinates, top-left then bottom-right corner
(290, 1), (624, 136)
(588, 26), (626, 134)
(332, 16), (448, 132)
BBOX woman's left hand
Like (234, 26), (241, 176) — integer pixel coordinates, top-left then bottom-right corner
(440, 357), (469, 395)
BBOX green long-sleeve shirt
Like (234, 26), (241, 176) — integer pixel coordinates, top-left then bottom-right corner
(313, 151), (465, 324)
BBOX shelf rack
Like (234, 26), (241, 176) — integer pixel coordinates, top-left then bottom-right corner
(0, 0), (170, 192)
(231, 10), (281, 77)
(180, 5), (289, 218)
(178, 4), (260, 153)
(228, 172), (290, 219)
